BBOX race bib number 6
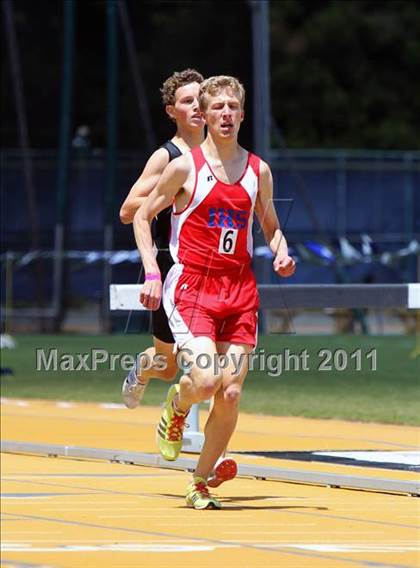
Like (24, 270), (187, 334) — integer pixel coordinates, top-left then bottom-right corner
(218, 228), (238, 255)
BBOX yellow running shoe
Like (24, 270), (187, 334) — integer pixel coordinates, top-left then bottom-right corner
(186, 477), (222, 510)
(156, 384), (188, 461)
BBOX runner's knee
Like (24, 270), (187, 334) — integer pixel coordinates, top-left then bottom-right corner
(193, 369), (223, 400)
(223, 383), (242, 406)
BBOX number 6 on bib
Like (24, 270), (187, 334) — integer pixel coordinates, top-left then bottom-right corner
(218, 228), (238, 255)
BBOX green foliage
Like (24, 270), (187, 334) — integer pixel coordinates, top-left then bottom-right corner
(271, 0), (420, 148)
(2, 1), (419, 149)
(1, 334), (419, 425)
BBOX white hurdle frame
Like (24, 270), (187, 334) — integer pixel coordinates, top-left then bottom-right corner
(110, 283), (204, 452)
(110, 283), (420, 454)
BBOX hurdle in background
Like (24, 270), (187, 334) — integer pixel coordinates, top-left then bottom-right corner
(110, 283), (420, 454)
(110, 283), (204, 453)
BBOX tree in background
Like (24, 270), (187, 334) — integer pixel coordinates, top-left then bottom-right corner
(2, 0), (419, 150)
(271, 0), (420, 148)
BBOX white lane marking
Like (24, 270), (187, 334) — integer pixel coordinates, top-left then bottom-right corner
(1, 543), (221, 552)
(1, 398), (29, 406)
(1, 532), (63, 535)
(2, 542), (419, 553)
(1, 398), (124, 410)
(2, 496), (53, 500)
(0, 539), (212, 543)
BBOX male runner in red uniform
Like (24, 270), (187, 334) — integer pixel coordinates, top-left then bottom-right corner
(120, 70), (237, 488)
(134, 76), (295, 509)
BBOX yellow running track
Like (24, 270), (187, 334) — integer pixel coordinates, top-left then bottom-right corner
(1, 398), (419, 568)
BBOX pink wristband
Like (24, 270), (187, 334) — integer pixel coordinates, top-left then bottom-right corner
(145, 273), (161, 281)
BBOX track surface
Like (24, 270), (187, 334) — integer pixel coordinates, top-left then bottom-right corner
(1, 398), (419, 568)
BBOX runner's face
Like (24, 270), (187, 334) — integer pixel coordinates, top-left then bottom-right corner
(204, 88), (244, 139)
(167, 82), (204, 130)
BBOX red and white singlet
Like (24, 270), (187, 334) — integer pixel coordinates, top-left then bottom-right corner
(169, 146), (260, 271)
(163, 146), (261, 347)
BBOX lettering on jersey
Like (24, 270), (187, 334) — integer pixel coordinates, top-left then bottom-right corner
(207, 207), (247, 229)
(207, 175), (214, 182)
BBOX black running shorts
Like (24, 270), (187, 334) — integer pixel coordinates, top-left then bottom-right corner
(151, 250), (174, 344)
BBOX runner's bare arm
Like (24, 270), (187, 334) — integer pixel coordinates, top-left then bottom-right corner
(255, 161), (296, 278)
(133, 155), (190, 309)
(119, 148), (170, 224)
(133, 154), (190, 273)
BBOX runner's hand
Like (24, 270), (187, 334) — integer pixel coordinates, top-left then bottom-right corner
(273, 255), (296, 278)
(140, 279), (162, 311)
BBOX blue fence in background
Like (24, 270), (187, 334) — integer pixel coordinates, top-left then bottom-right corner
(269, 149), (419, 239)
(1, 148), (419, 304)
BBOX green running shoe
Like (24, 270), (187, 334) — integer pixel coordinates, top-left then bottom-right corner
(156, 384), (188, 461)
(186, 476), (222, 510)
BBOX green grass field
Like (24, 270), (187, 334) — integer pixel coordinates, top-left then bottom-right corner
(1, 334), (419, 425)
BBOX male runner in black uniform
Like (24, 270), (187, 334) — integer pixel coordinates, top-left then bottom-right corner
(150, 140), (182, 344)
(120, 69), (204, 406)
